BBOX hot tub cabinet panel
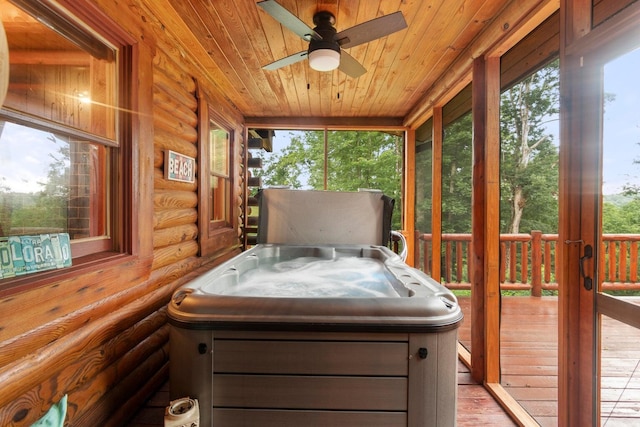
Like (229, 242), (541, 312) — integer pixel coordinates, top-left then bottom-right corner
(170, 329), (458, 427)
(168, 244), (462, 426)
(213, 409), (408, 427)
(213, 338), (410, 376)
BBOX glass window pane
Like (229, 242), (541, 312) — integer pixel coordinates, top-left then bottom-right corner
(600, 314), (640, 425)
(207, 120), (230, 226)
(210, 125), (229, 177)
(601, 47), (640, 297)
(499, 59), (560, 424)
(326, 130), (403, 230)
(441, 110), (473, 352)
(599, 45), (640, 426)
(415, 118), (433, 273)
(0, 121), (108, 240)
(210, 175), (229, 223)
(2, 0), (117, 140)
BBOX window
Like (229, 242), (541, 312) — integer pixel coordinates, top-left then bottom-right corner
(0, 0), (124, 273)
(197, 90), (238, 256)
(209, 124), (231, 226)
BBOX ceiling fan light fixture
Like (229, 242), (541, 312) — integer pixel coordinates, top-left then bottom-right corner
(308, 48), (340, 71)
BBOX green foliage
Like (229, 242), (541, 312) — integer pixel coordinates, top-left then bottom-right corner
(442, 113), (473, 233)
(603, 198), (640, 233)
(414, 145), (432, 233)
(500, 60), (560, 234)
(622, 142), (640, 198)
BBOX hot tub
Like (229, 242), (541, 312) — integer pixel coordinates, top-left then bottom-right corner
(168, 243), (463, 426)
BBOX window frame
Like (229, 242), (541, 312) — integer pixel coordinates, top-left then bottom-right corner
(197, 88), (239, 256)
(0, 0), (147, 296)
(0, 0), (120, 255)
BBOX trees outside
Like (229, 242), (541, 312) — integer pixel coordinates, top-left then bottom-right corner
(603, 143), (640, 234)
(621, 142), (640, 198)
(414, 141), (433, 235)
(441, 112), (473, 234)
(500, 59), (560, 234)
(603, 197), (640, 233)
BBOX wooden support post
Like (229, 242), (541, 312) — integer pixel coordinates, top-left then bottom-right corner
(431, 108), (443, 282)
(404, 128), (416, 265)
(531, 230), (543, 296)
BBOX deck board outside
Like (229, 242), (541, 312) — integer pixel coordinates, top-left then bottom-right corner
(458, 296), (640, 426)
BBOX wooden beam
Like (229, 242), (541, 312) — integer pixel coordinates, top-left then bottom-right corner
(245, 116), (405, 130)
(430, 107), (443, 281)
(470, 56), (486, 384)
(483, 55), (502, 385)
(561, 0), (592, 49)
(597, 294), (640, 329)
(404, 128), (416, 265)
(486, 0), (561, 58)
(135, 37), (160, 260)
(485, 383), (539, 426)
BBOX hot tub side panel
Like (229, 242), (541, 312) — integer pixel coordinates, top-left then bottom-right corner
(169, 327), (213, 418)
(408, 328), (459, 426)
(169, 328), (459, 427)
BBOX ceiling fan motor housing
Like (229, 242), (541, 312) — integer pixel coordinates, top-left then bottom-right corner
(308, 11), (340, 55)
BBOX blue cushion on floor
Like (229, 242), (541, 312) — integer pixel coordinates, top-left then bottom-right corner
(32, 395), (67, 427)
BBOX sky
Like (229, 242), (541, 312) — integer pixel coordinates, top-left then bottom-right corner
(0, 122), (66, 194)
(602, 47), (640, 195)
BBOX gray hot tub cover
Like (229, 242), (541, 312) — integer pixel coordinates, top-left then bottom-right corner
(256, 188), (394, 246)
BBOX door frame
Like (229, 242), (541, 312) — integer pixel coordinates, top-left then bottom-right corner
(559, 3), (640, 425)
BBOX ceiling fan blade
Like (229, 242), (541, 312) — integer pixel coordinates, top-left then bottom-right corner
(262, 50), (308, 70)
(257, 0), (320, 41)
(338, 50), (366, 78)
(336, 11), (407, 49)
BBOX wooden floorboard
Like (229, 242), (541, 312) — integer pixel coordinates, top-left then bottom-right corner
(458, 295), (640, 426)
(456, 360), (518, 426)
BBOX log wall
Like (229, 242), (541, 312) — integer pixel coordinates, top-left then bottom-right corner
(0, 0), (244, 425)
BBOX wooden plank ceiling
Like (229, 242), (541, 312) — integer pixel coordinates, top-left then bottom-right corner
(151, 1), (518, 121)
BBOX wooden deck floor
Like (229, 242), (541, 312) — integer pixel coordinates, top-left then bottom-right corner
(457, 295), (640, 426)
(126, 296), (640, 426)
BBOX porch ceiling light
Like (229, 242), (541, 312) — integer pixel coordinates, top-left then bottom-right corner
(308, 48), (340, 72)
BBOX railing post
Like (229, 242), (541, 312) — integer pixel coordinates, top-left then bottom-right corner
(531, 230), (542, 297)
(414, 231), (420, 268)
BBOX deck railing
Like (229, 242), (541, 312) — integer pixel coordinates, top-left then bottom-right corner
(412, 231), (640, 296)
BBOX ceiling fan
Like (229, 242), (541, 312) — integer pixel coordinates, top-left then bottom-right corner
(257, 0), (407, 78)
